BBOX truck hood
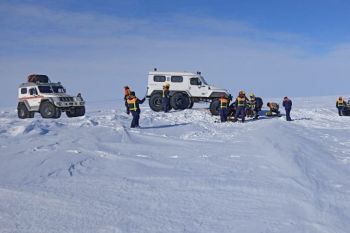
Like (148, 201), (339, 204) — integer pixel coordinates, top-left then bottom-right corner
(209, 86), (229, 93)
(42, 93), (74, 98)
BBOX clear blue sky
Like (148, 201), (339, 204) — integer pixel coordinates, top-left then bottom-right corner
(1, 0), (350, 107)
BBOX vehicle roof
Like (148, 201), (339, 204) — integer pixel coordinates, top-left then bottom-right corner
(19, 82), (62, 88)
(148, 71), (201, 76)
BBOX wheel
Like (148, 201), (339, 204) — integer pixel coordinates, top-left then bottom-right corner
(28, 112), (35, 118)
(209, 99), (220, 115)
(76, 106), (85, 117)
(17, 103), (30, 119)
(343, 107), (350, 116)
(170, 92), (190, 110)
(53, 109), (61, 119)
(40, 101), (57, 118)
(66, 109), (75, 118)
(149, 93), (163, 112)
(188, 100), (194, 109)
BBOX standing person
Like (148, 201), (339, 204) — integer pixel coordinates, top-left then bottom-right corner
(162, 83), (170, 112)
(126, 91), (146, 128)
(234, 90), (248, 123)
(124, 86), (131, 114)
(282, 96), (293, 121)
(219, 94), (230, 122)
(336, 97), (346, 116)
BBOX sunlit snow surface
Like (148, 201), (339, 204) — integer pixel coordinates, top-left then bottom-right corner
(1, 96), (350, 233)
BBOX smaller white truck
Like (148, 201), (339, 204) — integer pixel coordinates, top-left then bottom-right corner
(17, 74), (85, 119)
(146, 69), (230, 115)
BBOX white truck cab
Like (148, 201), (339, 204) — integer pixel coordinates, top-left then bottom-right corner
(146, 69), (230, 115)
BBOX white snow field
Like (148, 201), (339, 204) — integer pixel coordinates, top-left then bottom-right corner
(1, 96), (350, 233)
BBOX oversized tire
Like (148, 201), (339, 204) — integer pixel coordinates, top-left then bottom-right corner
(76, 106), (85, 117)
(66, 110), (75, 118)
(40, 101), (57, 119)
(188, 100), (194, 109)
(343, 107), (350, 116)
(66, 107), (85, 118)
(170, 92), (190, 110)
(149, 93), (163, 112)
(53, 109), (61, 119)
(209, 99), (220, 115)
(17, 103), (30, 119)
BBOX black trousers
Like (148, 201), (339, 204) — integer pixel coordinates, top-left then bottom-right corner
(131, 110), (140, 128)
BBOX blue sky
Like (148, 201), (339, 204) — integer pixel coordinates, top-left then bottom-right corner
(1, 0), (350, 107)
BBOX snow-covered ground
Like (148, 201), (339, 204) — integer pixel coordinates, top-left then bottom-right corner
(1, 96), (350, 233)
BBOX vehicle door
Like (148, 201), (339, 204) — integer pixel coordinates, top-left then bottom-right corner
(189, 77), (208, 97)
(27, 87), (41, 109)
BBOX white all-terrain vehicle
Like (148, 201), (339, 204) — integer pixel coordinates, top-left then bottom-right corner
(146, 69), (230, 115)
(17, 74), (85, 119)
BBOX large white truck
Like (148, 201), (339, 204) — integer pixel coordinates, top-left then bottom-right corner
(17, 74), (85, 119)
(146, 69), (230, 115)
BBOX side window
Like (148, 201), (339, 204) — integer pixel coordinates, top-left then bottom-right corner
(21, 88), (27, 94)
(153, 76), (166, 82)
(171, 76), (183, 83)
(190, 78), (201, 85)
(29, 88), (38, 96)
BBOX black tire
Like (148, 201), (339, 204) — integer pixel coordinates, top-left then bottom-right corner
(170, 92), (190, 110)
(149, 93), (163, 112)
(53, 109), (61, 119)
(17, 103), (30, 119)
(40, 101), (57, 119)
(343, 107), (350, 116)
(66, 107), (85, 118)
(66, 110), (75, 118)
(28, 112), (35, 118)
(188, 100), (194, 109)
(209, 99), (220, 115)
(76, 106), (85, 117)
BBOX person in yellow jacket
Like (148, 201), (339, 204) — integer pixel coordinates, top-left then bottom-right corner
(219, 94), (230, 122)
(266, 102), (280, 116)
(234, 90), (249, 122)
(124, 86), (132, 114)
(336, 97), (346, 116)
(126, 91), (145, 128)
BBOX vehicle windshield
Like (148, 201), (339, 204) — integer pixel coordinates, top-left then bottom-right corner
(38, 85), (66, 93)
(200, 76), (208, 85)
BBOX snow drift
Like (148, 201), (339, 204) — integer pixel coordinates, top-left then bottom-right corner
(0, 96), (350, 233)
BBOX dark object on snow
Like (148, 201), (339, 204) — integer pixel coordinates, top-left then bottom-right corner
(27, 74), (49, 83)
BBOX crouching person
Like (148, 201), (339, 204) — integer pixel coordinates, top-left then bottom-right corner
(266, 102), (280, 116)
(127, 91), (145, 128)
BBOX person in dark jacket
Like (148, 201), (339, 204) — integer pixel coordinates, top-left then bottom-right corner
(234, 90), (249, 122)
(282, 96), (293, 121)
(126, 91), (145, 128)
(162, 83), (170, 112)
(336, 97), (346, 116)
(124, 86), (131, 114)
(219, 95), (230, 122)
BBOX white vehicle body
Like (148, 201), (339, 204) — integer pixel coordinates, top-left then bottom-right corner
(146, 70), (230, 114)
(17, 75), (85, 119)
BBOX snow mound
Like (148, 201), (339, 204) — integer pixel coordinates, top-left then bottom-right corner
(0, 96), (350, 233)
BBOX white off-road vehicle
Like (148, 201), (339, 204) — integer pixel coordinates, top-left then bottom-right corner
(17, 74), (85, 119)
(146, 69), (230, 115)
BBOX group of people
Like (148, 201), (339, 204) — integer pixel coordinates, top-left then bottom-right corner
(219, 91), (293, 123)
(124, 86), (348, 128)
